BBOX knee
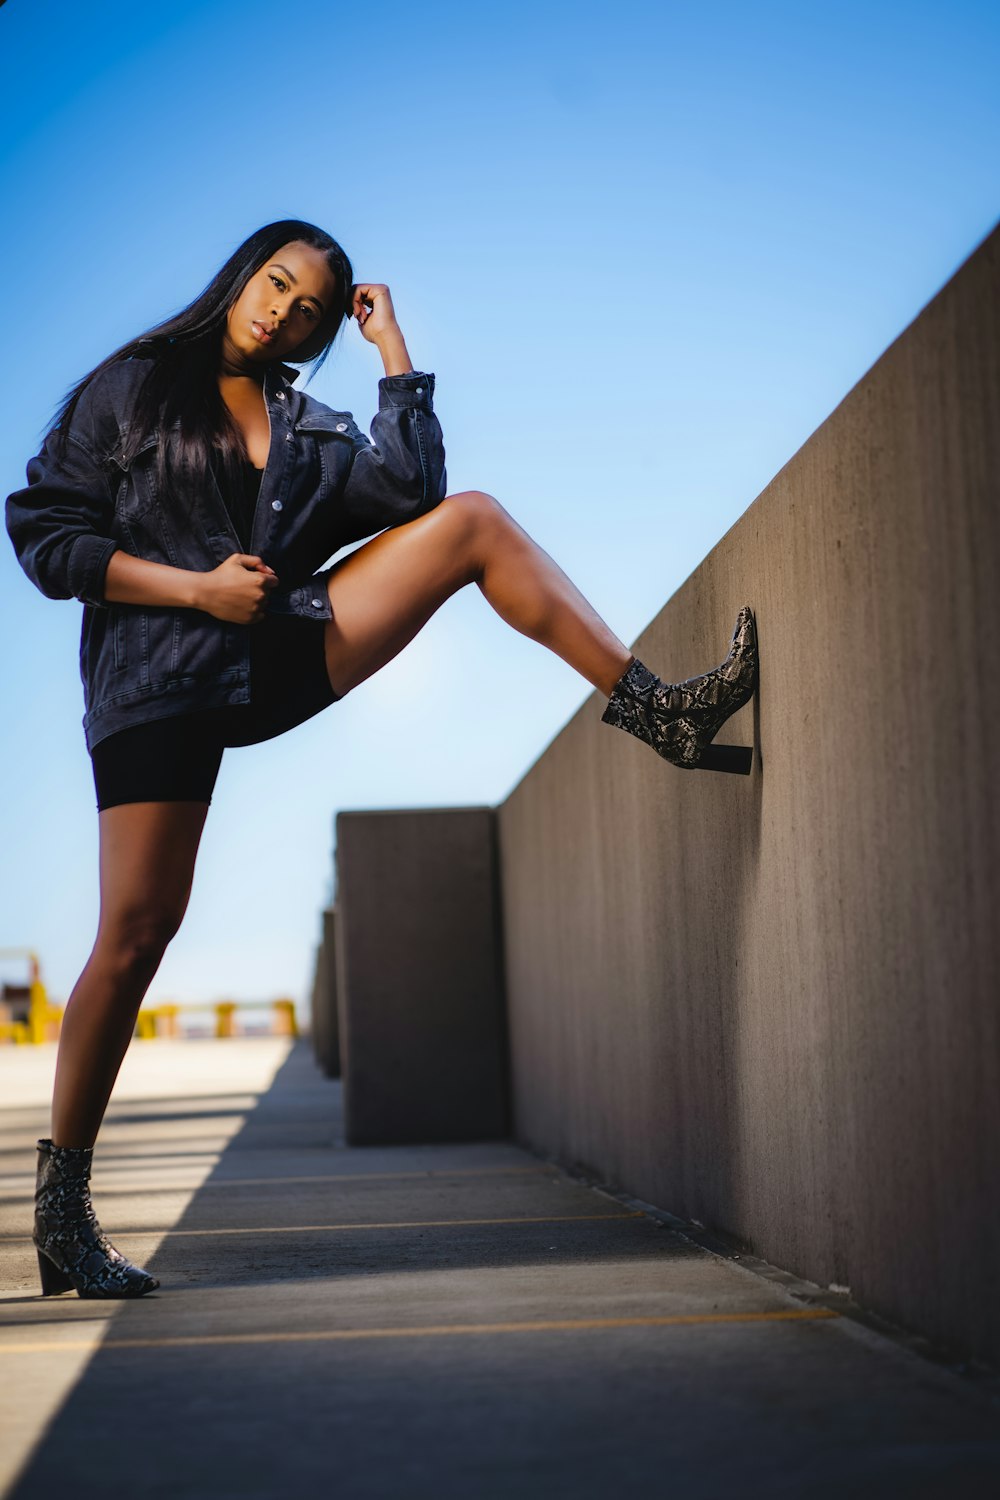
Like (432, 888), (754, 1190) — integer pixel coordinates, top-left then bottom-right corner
(97, 904), (185, 981)
(438, 489), (509, 549)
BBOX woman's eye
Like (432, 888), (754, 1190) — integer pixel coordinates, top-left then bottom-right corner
(300, 305), (317, 321)
(269, 274), (285, 290)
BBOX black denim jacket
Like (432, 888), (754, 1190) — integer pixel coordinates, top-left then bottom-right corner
(5, 357), (447, 749)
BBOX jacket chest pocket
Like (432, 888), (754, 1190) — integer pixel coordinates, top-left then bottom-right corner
(109, 432), (160, 518)
(295, 412), (362, 494)
(110, 423), (197, 534)
(111, 442), (195, 569)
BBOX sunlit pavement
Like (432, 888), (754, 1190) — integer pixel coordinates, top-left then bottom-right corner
(1, 1037), (998, 1499)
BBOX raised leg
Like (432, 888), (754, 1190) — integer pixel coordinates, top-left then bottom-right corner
(322, 489), (632, 698)
(50, 801), (209, 1148)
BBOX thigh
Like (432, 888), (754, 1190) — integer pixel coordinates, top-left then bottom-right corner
(96, 801), (210, 942)
(321, 491), (492, 696)
(90, 714), (226, 811)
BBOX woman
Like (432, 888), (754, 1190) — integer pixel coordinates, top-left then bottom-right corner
(6, 219), (757, 1299)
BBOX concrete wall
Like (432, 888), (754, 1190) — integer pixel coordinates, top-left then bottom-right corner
(335, 809), (509, 1146)
(497, 224), (1000, 1365)
(309, 907), (340, 1078)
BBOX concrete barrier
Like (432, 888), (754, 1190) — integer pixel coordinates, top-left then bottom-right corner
(310, 907), (340, 1078)
(497, 223), (1000, 1365)
(334, 808), (509, 1145)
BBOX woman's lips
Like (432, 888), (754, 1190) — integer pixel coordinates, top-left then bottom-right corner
(251, 321), (275, 345)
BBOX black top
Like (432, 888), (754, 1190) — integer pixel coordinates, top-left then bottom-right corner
(217, 457), (263, 552)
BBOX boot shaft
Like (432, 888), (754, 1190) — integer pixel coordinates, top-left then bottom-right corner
(35, 1138), (94, 1195)
(35, 1138), (96, 1234)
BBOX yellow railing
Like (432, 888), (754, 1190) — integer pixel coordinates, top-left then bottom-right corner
(135, 998), (299, 1040)
(1, 949), (297, 1044)
(0, 949), (62, 1044)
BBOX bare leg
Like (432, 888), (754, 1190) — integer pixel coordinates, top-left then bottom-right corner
(50, 801), (209, 1147)
(324, 490), (632, 698)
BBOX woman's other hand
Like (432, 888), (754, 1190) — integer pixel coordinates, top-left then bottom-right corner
(196, 554), (279, 624)
(352, 283), (414, 376)
(352, 283), (399, 343)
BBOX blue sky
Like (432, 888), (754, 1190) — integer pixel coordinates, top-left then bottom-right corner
(1, 0), (998, 1016)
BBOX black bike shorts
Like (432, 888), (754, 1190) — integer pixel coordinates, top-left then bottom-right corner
(90, 614), (339, 811)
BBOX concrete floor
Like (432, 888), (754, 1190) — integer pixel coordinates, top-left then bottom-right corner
(1, 1038), (998, 1500)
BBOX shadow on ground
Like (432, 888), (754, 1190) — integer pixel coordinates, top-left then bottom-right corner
(5, 1040), (1000, 1500)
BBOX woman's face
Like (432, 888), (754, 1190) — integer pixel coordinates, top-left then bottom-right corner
(223, 241), (343, 369)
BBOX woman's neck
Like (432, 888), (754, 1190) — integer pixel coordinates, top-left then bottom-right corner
(218, 362), (266, 386)
(218, 331), (267, 384)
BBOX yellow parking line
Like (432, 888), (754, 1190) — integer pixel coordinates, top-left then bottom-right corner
(0, 1165), (553, 1195)
(0, 1210), (645, 1245)
(188, 1165), (552, 1189)
(0, 1308), (840, 1355)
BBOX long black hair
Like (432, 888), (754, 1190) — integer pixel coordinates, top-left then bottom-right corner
(50, 219), (354, 504)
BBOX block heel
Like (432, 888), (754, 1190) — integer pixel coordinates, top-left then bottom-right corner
(696, 743), (753, 776)
(37, 1246), (75, 1295)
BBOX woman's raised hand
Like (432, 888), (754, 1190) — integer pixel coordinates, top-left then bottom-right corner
(196, 554), (279, 624)
(352, 283), (399, 344)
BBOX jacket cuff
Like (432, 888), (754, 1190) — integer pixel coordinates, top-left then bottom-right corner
(377, 371), (435, 413)
(67, 534), (118, 608)
(265, 582), (332, 621)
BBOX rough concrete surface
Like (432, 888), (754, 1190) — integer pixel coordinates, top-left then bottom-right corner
(1, 1038), (998, 1499)
(497, 223), (1000, 1367)
(335, 808), (508, 1144)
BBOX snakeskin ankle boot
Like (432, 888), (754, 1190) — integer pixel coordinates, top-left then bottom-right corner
(33, 1138), (159, 1298)
(602, 605), (758, 774)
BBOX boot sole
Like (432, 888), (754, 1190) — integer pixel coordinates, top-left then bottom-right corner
(691, 609), (758, 773)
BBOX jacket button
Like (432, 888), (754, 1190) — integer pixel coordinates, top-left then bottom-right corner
(284, 432), (292, 441)
(271, 499), (283, 512)
(311, 598), (323, 609)
(335, 422), (347, 432)
(415, 387), (423, 395)
(276, 391), (286, 401)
